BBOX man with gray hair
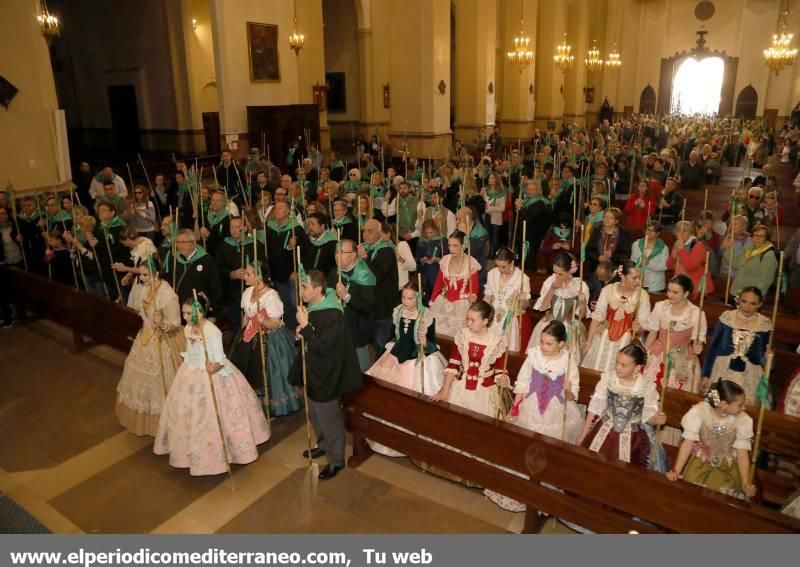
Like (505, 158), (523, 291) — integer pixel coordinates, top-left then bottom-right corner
(89, 166), (128, 199)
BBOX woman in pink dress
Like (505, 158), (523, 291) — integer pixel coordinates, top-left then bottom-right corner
(154, 294), (270, 476)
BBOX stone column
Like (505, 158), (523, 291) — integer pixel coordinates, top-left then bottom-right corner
(533, 0), (568, 129)
(498, 0), (538, 142)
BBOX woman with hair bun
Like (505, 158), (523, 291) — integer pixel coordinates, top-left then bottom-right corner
(582, 261), (651, 374)
(577, 344), (667, 470)
(228, 259), (303, 417)
(642, 274), (707, 393)
(530, 251), (590, 358)
(484, 246), (532, 352)
(428, 230), (481, 338)
(432, 300), (508, 418)
(154, 294), (270, 476)
(667, 379), (756, 499)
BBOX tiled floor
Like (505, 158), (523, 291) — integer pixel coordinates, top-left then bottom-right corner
(0, 320), (574, 535)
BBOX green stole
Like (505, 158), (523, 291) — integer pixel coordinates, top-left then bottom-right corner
(341, 259), (376, 288)
(364, 239), (394, 261)
(177, 245), (209, 265)
(397, 195), (418, 235)
(307, 288), (344, 313)
(310, 230), (337, 269)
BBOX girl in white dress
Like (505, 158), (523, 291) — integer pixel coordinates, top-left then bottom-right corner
(582, 261), (651, 374)
(484, 320), (583, 512)
(484, 247), (531, 353)
(531, 251), (590, 358)
(432, 300), (508, 418)
(154, 295), (270, 476)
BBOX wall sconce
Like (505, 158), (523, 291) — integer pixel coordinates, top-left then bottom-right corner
(192, 18), (198, 31)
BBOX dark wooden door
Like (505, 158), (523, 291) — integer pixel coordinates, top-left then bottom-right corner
(735, 86), (758, 120)
(639, 86), (656, 115)
(202, 112), (221, 155)
(107, 85), (140, 151)
(247, 104), (320, 171)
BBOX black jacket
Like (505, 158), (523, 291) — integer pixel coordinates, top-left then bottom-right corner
(327, 266), (375, 348)
(363, 246), (399, 320)
(290, 307), (362, 402)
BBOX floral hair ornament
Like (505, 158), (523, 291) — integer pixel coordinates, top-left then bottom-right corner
(615, 264), (625, 278)
(569, 260), (579, 275)
(705, 388), (721, 407)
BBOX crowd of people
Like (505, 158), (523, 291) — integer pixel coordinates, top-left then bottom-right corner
(1, 112), (799, 520)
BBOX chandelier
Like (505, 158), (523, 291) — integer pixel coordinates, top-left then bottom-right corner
(506, 3), (534, 72)
(764, 1), (797, 75)
(605, 43), (622, 70)
(288, 0), (304, 55)
(585, 40), (603, 73)
(554, 33), (574, 72)
(37, 0), (60, 42)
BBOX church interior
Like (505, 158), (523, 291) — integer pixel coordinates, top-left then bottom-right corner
(2, 0), (800, 534)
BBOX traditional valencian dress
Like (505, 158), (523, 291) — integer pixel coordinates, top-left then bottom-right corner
(485, 266), (532, 353)
(444, 327), (507, 418)
(702, 310), (771, 405)
(530, 274), (590, 356)
(154, 319), (270, 476)
(428, 254), (481, 337)
(678, 402), (754, 499)
(116, 281), (185, 436)
(581, 371), (667, 470)
(365, 304), (447, 457)
(484, 346), (584, 512)
(126, 238), (157, 312)
(229, 286), (304, 416)
(582, 283), (651, 374)
(642, 300), (707, 393)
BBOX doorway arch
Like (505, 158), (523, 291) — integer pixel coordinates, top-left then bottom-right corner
(735, 86), (758, 119)
(639, 86), (656, 114)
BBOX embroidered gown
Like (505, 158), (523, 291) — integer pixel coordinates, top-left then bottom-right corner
(702, 310), (771, 406)
(582, 283), (651, 374)
(365, 306), (448, 457)
(229, 287), (304, 416)
(581, 371), (667, 470)
(485, 267), (532, 353)
(154, 319), (270, 476)
(531, 274), (590, 357)
(678, 402), (754, 499)
(428, 254), (481, 338)
(443, 328), (507, 418)
(485, 346), (583, 512)
(116, 282), (186, 436)
(642, 300), (707, 393)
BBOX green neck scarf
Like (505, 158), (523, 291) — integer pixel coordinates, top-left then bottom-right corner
(101, 216), (126, 231)
(370, 185), (386, 199)
(307, 288), (344, 313)
(100, 195), (122, 209)
(418, 234), (444, 243)
(268, 217), (295, 247)
(522, 194), (545, 208)
(332, 216), (353, 227)
(554, 226), (571, 240)
(17, 210), (40, 222)
(364, 239), (394, 261)
(342, 181), (361, 192)
(310, 229), (337, 247)
(638, 237), (666, 263)
(470, 222), (489, 239)
(586, 211), (605, 225)
(177, 245), (209, 265)
(206, 208), (229, 227)
(330, 161), (345, 171)
(223, 234), (254, 250)
(341, 258), (377, 287)
(48, 210), (72, 227)
(486, 187), (506, 205)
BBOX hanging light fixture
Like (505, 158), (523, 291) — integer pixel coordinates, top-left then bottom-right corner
(288, 0), (305, 55)
(506, 2), (534, 72)
(585, 40), (603, 73)
(554, 33), (574, 72)
(605, 43), (622, 70)
(37, 0), (60, 43)
(764, 0), (798, 75)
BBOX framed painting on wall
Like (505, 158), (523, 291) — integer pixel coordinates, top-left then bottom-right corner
(247, 22), (280, 82)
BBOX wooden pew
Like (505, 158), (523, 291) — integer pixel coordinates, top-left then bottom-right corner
(435, 334), (800, 507)
(345, 376), (800, 533)
(4, 266), (140, 352)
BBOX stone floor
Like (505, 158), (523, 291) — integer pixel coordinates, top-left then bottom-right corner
(0, 319), (574, 534)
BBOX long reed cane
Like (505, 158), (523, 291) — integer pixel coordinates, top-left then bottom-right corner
(297, 247), (315, 469)
(193, 289), (234, 487)
(169, 206), (177, 289)
(253, 234), (271, 423)
(724, 188), (736, 304)
(651, 321), (674, 464)
(689, 252), (710, 393)
(103, 227), (124, 302)
(417, 272), (426, 396)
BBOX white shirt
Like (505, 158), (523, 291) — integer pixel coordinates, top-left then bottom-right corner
(89, 174), (128, 199)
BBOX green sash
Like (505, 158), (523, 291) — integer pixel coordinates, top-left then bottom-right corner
(307, 288), (344, 313)
(341, 259), (376, 287)
(364, 239), (394, 261)
(177, 245), (209, 265)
